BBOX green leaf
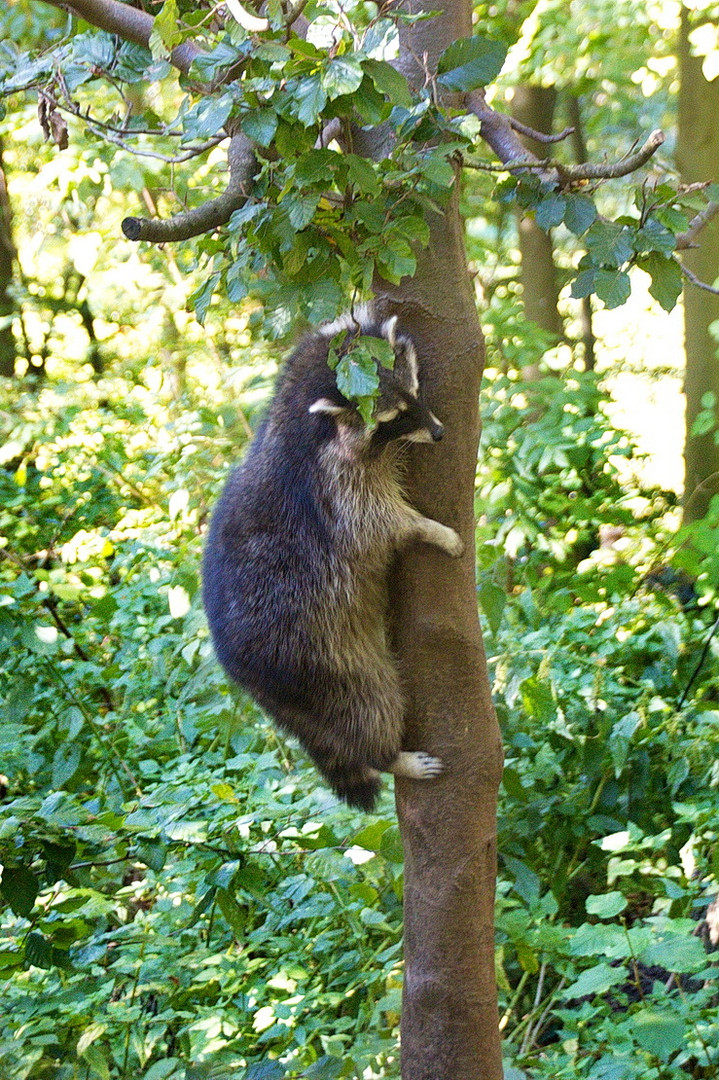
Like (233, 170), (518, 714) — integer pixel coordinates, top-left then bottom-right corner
(77, 1022), (107, 1055)
(182, 93), (234, 140)
(354, 820), (393, 851)
(637, 252), (683, 312)
(437, 36), (507, 91)
(346, 155), (380, 196)
(287, 192), (320, 231)
(144, 1061), (182, 1080)
(149, 0), (181, 61)
(634, 217), (676, 256)
(502, 767), (527, 801)
(293, 75), (327, 126)
(570, 268), (597, 299)
(420, 152), (455, 189)
(242, 108), (278, 147)
(136, 839), (168, 872)
(379, 824), (404, 863)
(503, 855), (540, 905)
(189, 271), (221, 325)
(560, 962), (625, 999)
(321, 55), (364, 100)
(563, 193), (597, 236)
(535, 194), (566, 231)
(478, 581), (506, 635)
(638, 933), (707, 973)
(585, 221), (633, 267)
(303, 1057), (344, 1078)
(190, 39), (246, 81)
(569, 922), (630, 958)
(216, 888), (247, 936)
(245, 1062), (286, 1080)
(52, 742), (82, 788)
(376, 235), (416, 283)
(595, 269), (631, 309)
(294, 149), (338, 185)
(24, 931), (53, 969)
(1, 865), (38, 917)
(82, 1044), (110, 1080)
(632, 1010), (684, 1061)
(585, 891), (628, 919)
(353, 79), (392, 125)
(335, 347), (380, 422)
(362, 58), (413, 107)
(186, 886), (217, 927)
(609, 711), (641, 773)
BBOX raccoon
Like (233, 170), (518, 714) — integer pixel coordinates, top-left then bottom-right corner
(202, 308), (463, 810)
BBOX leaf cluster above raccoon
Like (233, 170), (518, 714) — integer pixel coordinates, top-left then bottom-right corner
(202, 308), (463, 811)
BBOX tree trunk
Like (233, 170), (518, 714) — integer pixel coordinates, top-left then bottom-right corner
(0, 136), (17, 378)
(376, 2), (504, 1076)
(511, 85), (563, 340)
(677, 4), (719, 522)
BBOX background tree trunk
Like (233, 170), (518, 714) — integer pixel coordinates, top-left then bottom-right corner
(0, 136), (17, 378)
(677, 4), (719, 522)
(511, 85), (563, 340)
(377, 2), (504, 1076)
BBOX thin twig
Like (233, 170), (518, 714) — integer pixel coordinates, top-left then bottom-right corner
(676, 201), (719, 250)
(679, 262), (719, 295)
(554, 129), (665, 183)
(466, 91), (664, 187)
(509, 117), (575, 144)
(41, 94), (226, 163)
(677, 610), (719, 709)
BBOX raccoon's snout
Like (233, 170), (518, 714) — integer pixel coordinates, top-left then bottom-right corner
(429, 415), (444, 442)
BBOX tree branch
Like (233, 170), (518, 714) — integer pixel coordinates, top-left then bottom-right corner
(44, 0), (202, 74)
(467, 89), (543, 174)
(41, 0), (260, 242)
(676, 201), (719, 249)
(121, 130), (257, 242)
(679, 261), (719, 295)
(556, 129), (665, 182)
(467, 91), (665, 188)
(508, 117), (575, 145)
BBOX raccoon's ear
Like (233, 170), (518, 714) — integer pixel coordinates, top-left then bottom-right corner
(382, 315), (399, 347)
(309, 398), (346, 416)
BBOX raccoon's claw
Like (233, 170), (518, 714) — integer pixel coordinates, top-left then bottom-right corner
(388, 750), (444, 780)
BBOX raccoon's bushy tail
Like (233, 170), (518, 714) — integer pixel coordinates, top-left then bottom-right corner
(331, 773), (382, 812)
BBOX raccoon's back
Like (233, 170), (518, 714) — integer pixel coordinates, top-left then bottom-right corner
(203, 445), (333, 670)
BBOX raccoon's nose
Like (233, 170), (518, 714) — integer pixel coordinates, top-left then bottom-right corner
(429, 414), (444, 441)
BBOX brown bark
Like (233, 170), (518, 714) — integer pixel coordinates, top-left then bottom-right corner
(0, 136), (17, 378)
(379, 3), (504, 1076)
(677, 4), (719, 522)
(511, 85), (563, 340)
(379, 203), (504, 1078)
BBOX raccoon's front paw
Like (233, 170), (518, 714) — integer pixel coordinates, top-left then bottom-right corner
(442, 528), (464, 558)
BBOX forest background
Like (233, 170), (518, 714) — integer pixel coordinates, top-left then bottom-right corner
(1, 0), (719, 1078)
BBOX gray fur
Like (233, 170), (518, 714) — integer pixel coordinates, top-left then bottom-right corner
(202, 312), (462, 811)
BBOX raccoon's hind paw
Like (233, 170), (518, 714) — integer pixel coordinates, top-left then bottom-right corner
(388, 750), (444, 780)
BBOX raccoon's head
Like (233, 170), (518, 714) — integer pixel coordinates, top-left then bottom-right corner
(309, 314), (444, 448)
